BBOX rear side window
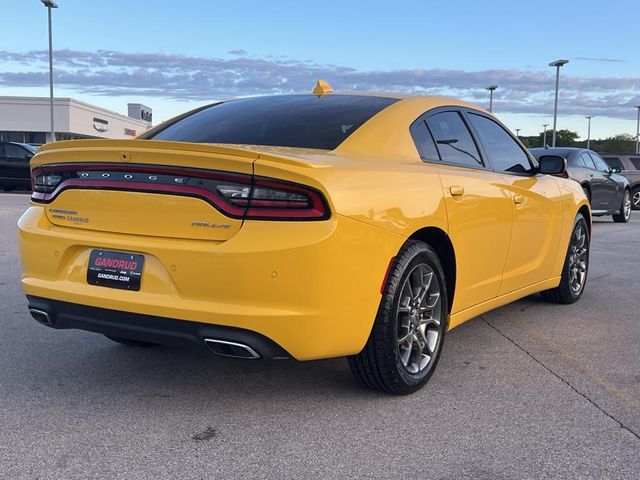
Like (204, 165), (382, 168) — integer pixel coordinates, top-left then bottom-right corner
(467, 113), (531, 173)
(426, 111), (482, 168)
(580, 152), (596, 169)
(630, 157), (640, 170)
(603, 157), (623, 170)
(589, 152), (611, 172)
(410, 120), (440, 162)
(145, 95), (398, 150)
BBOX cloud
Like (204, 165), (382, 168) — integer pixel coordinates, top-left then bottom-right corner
(574, 57), (625, 63)
(227, 49), (247, 56)
(0, 49), (639, 118)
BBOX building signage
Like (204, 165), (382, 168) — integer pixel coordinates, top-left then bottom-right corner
(124, 128), (137, 137)
(93, 117), (109, 133)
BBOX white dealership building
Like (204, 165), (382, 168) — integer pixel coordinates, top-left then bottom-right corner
(0, 96), (152, 145)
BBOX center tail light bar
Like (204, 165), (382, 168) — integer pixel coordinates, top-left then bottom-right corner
(31, 163), (330, 221)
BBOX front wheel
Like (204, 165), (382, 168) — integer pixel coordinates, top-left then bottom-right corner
(541, 213), (589, 304)
(348, 240), (448, 395)
(612, 190), (631, 223)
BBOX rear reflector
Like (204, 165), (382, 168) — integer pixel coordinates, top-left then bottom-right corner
(31, 163), (330, 221)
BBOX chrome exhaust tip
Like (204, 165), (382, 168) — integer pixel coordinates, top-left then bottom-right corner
(29, 308), (52, 327)
(204, 338), (261, 359)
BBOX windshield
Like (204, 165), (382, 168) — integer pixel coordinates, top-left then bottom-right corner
(144, 95), (398, 150)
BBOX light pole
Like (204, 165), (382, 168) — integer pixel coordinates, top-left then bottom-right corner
(585, 115), (594, 150)
(515, 128), (521, 138)
(542, 123), (549, 147)
(635, 106), (640, 155)
(41, 0), (58, 142)
(486, 84), (498, 112)
(549, 59), (569, 147)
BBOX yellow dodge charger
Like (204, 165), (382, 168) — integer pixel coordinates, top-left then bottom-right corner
(18, 87), (590, 394)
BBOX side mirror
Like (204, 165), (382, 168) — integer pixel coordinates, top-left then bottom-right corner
(538, 155), (567, 176)
(611, 166), (621, 174)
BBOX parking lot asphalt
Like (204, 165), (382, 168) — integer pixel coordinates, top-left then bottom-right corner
(1, 192), (638, 480)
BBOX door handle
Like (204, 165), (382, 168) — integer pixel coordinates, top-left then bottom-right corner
(514, 195), (524, 205)
(449, 186), (465, 197)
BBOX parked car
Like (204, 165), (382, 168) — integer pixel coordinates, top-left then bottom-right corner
(0, 141), (36, 191)
(19, 91), (590, 395)
(600, 154), (640, 210)
(530, 147), (631, 222)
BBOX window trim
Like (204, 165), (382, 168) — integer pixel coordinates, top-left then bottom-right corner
(409, 106), (538, 176)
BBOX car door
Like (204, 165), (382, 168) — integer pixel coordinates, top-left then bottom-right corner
(413, 109), (513, 315)
(464, 110), (563, 294)
(2, 143), (32, 186)
(590, 152), (621, 211)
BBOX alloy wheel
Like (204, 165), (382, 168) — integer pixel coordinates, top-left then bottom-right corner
(633, 190), (640, 210)
(396, 263), (443, 374)
(568, 224), (588, 294)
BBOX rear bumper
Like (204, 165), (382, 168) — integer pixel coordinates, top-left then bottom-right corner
(18, 205), (404, 360)
(27, 295), (290, 359)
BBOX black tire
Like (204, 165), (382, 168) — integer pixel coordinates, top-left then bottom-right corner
(105, 335), (157, 347)
(541, 213), (589, 304)
(631, 187), (640, 211)
(612, 189), (631, 223)
(348, 240), (448, 395)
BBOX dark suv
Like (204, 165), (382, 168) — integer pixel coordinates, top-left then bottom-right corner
(530, 147), (631, 222)
(600, 155), (640, 210)
(0, 141), (36, 191)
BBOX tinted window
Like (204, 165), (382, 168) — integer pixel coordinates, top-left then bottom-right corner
(410, 120), (440, 162)
(630, 158), (640, 170)
(568, 155), (584, 167)
(426, 111), (482, 167)
(4, 143), (29, 159)
(580, 152), (596, 169)
(467, 113), (531, 173)
(602, 157), (624, 170)
(589, 152), (611, 172)
(146, 95), (398, 150)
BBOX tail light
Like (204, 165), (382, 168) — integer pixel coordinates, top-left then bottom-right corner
(30, 164), (329, 220)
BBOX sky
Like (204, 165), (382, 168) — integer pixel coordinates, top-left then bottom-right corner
(1, 0), (639, 139)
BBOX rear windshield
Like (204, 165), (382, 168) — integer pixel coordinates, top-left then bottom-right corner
(144, 95), (398, 150)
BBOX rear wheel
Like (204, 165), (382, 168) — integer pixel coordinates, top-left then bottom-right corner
(612, 190), (631, 223)
(105, 335), (157, 347)
(541, 213), (589, 304)
(630, 187), (640, 211)
(348, 240), (448, 395)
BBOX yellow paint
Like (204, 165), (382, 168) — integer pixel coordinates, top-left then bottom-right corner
(312, 79), (334, 95)
(19, 95), (589, 360)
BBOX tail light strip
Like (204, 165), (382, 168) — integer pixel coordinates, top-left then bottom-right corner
(31, 163), (330, 221)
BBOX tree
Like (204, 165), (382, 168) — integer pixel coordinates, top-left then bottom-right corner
(526, 129), (579, 148)
(591, 134), (635, 154)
